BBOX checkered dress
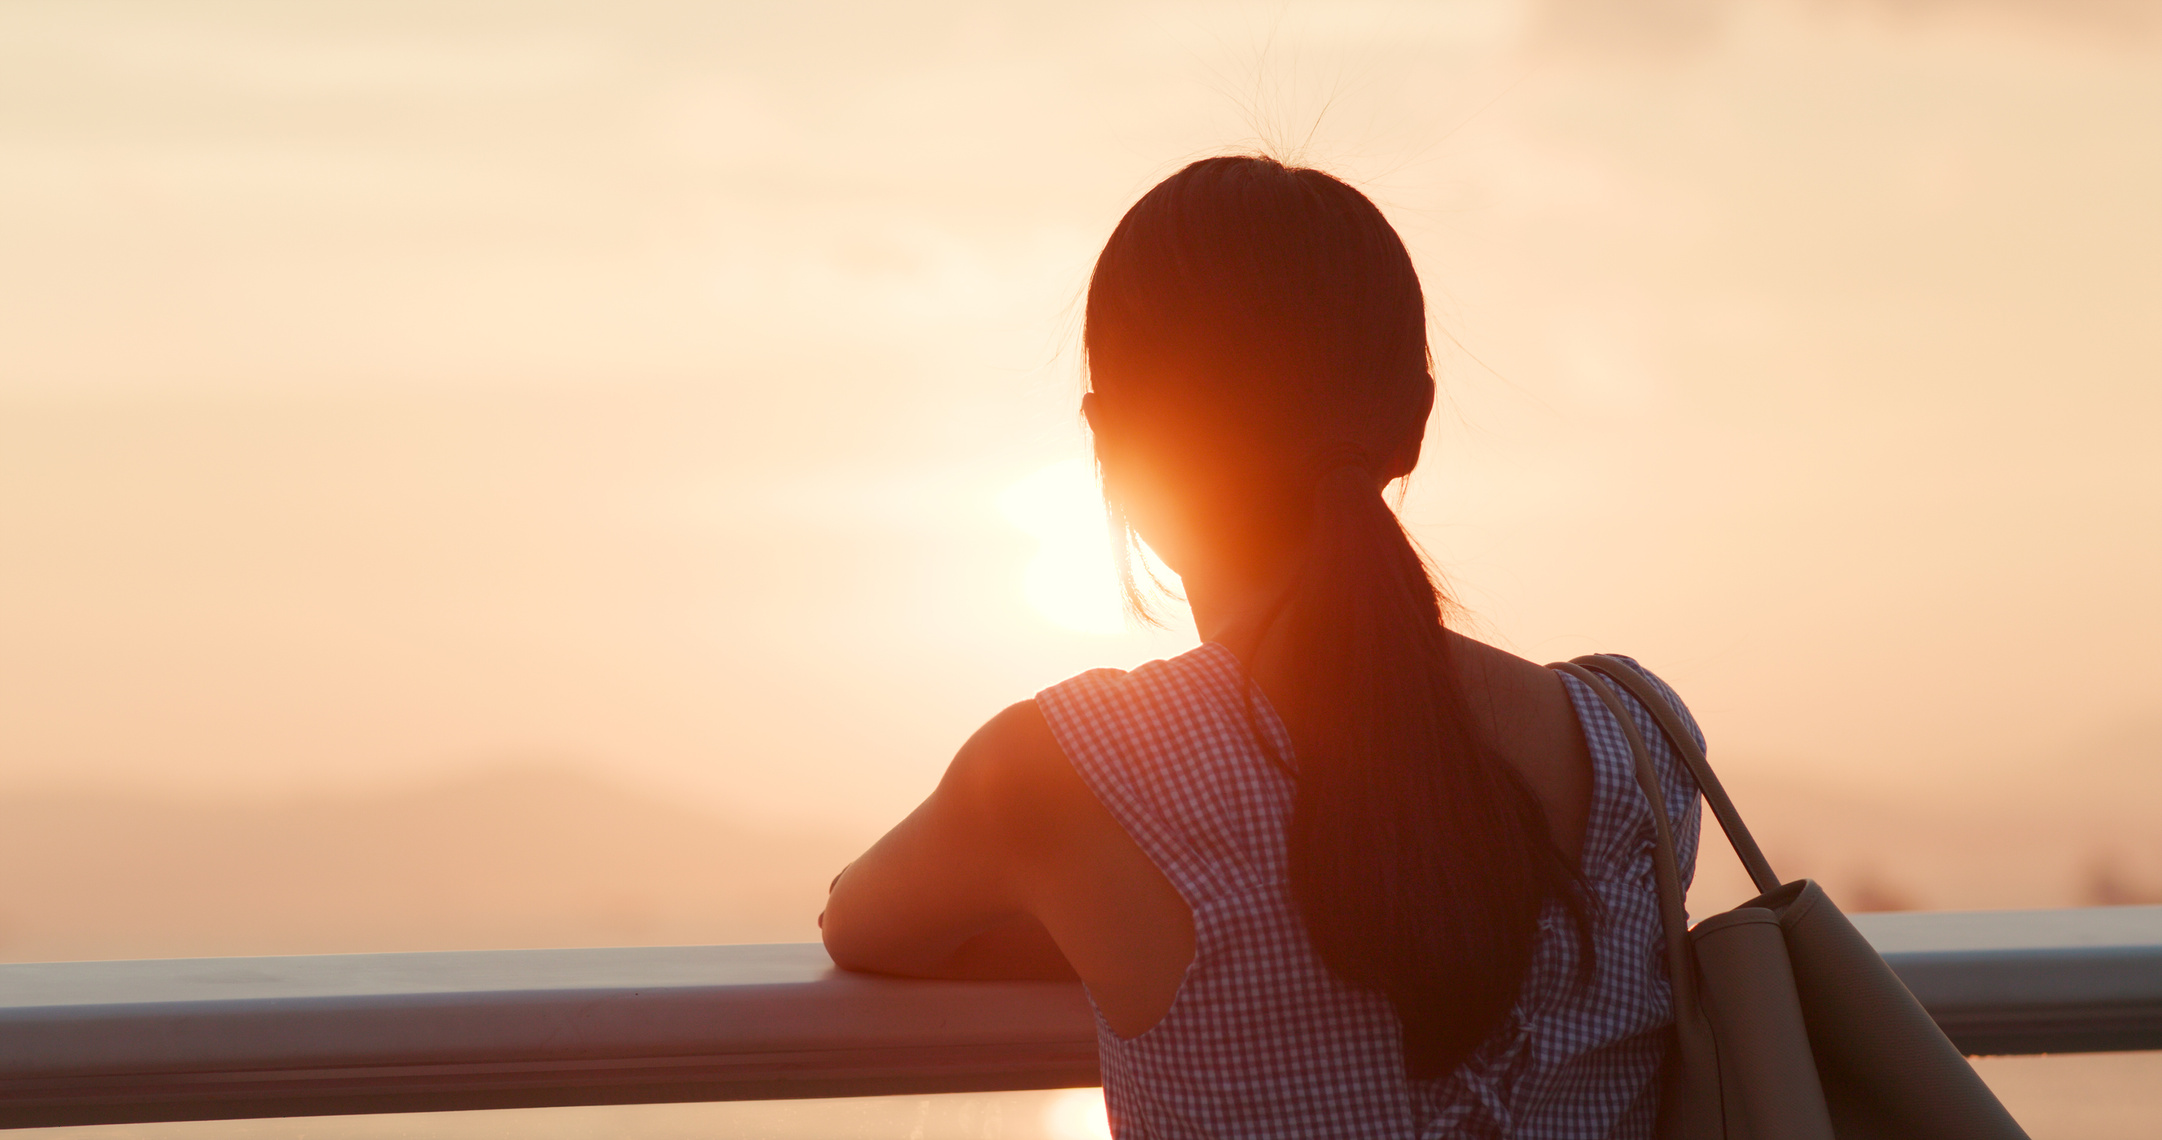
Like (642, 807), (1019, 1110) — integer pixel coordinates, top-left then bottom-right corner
(1035, 643), (1702, 1139)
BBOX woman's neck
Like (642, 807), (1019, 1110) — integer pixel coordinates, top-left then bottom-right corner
(1183, 557), (1299, 671)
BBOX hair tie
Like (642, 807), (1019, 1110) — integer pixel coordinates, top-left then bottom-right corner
(1312, 443), (1377, 482)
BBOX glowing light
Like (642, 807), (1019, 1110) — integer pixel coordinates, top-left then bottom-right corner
(998, 458), (1128, 635)
(1041, 1087), (1114, 1140)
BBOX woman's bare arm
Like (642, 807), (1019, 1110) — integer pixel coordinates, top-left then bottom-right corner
(820, 701), (1078, 980)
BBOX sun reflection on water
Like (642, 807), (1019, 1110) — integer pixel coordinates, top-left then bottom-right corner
(1040, 1087), (1114, 1140)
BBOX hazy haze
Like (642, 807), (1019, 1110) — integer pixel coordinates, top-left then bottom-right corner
(0, 0), (2157, 958)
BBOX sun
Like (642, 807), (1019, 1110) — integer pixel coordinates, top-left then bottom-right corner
(998, 458), (1130, 635)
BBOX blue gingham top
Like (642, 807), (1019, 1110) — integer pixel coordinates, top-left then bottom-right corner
(1035, 643), (1703, 1139)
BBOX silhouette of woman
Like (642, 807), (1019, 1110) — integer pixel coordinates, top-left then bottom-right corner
(822, 155), (1704, 1138)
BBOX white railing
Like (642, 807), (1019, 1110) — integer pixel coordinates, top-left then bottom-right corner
(2, 906), (2157, 1130)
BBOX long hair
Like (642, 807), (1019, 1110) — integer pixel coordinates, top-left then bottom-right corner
(1083, 155), (1588, 1080)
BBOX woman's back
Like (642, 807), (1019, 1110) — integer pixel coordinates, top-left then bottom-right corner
(1032, 643), (1703, 1138)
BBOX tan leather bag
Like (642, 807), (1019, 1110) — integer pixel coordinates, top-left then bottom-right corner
(1553, 656), (2029, 1140)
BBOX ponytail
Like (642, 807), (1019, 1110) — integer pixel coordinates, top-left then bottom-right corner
(1274, 456), (1587, 1078)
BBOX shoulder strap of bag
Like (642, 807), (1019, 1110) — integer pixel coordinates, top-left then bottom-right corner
(1553, 659), (1737, 1137)
(1550, 662), (1704, 1028)
(1570, 655), (1781, 896)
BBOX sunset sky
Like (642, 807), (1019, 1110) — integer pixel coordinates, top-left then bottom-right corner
(1, 0), (2156, 840)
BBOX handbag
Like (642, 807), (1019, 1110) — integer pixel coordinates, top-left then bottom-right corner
(1551, 656), (2029, 1140)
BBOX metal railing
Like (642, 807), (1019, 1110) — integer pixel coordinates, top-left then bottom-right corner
(2, 906), (2157, 1130)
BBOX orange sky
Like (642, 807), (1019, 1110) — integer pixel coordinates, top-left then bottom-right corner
(1, 0), (2156, 833)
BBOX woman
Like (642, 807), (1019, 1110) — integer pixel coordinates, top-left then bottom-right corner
(821, 155), (1704, 1139)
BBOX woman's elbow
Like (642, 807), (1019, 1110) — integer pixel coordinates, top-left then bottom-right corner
(818, 874), (883, 972)
(819, 874), (931, 974)
(820, 908), (879, 972)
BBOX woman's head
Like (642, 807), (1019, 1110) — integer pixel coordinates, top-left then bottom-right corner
(1082, 155), (1586, 1080)
(1082, 155), (1435, 588)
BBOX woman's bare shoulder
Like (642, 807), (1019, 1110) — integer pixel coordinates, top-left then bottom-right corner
(940, 700), (1101, 856)
(1446, 631), (1595, 859)
(1445, 632), (1578, 718)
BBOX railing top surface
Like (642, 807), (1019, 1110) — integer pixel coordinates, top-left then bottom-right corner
(0, 942), (838, 1009)
(1850, 904), (2162, 955)
(6, 906), (2155, 1012)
